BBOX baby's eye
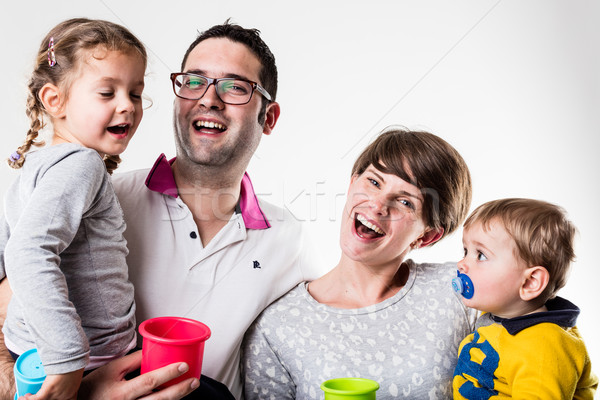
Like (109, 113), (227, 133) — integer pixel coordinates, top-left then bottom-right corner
(130, 93), (143, 100)
(477, 252), (488, 261)
(99, 92), (114, 97)
(463, 248), (467, 257)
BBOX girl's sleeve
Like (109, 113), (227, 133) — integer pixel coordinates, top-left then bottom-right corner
(3, 151), (106, 374)
(0, 214), (9, 280)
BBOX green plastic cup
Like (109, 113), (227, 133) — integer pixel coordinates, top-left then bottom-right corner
(320, 377), (380, 399)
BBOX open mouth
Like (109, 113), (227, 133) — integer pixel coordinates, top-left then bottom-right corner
(355, 213), (385, 239)
(107, 124), (129, 136)
(193, 120), (226, 134)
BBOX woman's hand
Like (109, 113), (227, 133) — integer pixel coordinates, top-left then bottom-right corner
(75, 351), (199, 400)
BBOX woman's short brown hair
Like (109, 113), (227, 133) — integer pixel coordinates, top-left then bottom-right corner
(464, 198), (576, 301)
(352, 127), (472, 243)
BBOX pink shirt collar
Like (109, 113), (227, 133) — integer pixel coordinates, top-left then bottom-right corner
(145, 154), (270, 230)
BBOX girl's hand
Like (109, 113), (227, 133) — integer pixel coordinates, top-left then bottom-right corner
(23, 368), (84, 400)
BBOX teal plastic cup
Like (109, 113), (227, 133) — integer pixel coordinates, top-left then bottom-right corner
(13, 348), (46, 399)
(320, 378), (380, 399)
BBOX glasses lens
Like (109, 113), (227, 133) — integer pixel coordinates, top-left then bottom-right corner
(175, 74), (208, 99)
(217, 79), (253, 104)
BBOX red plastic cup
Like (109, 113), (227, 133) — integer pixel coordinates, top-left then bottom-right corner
(139, 316), (211, 388)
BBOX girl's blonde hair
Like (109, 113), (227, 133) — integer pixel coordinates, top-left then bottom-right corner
(8, 18), (147, 174)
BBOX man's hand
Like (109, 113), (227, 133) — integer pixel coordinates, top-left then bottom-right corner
(77, 350), (199, 400)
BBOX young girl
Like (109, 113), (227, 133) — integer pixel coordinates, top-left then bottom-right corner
(0, 18), (146, 399)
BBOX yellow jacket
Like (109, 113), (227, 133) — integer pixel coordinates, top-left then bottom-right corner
(453, 297), (598, 399)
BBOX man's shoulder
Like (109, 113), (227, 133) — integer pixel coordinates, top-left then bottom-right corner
(112, 168), (151, 194)
(256, 198), (303, 230)
(112, 168), (151, 185)
(111, 168), (157, 214)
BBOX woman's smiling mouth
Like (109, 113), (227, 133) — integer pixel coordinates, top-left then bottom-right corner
(355, 213), (385, 239)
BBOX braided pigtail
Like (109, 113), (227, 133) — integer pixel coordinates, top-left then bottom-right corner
(8, 82), (47, 169)
(103, 154), (122, 175)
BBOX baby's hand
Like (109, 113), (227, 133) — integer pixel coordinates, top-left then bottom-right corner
(23, 368), (84, 400)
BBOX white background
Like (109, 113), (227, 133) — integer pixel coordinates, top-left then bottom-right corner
(2, 1), (599, 376)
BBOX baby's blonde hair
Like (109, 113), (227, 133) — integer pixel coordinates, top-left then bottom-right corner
(8, 18), (147, 174)
(464, 198), (576, 302)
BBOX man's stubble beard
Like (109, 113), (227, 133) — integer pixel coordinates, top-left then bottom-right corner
(173, 117), (263, 170)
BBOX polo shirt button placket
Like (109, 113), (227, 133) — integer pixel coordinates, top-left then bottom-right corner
(190, 231), (198, 239)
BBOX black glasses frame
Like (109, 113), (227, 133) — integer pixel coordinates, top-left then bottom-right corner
(170, 72), (272, 105)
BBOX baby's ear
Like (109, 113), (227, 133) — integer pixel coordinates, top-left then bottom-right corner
(520, 266), (549, 301)
(38, 83), (65, 118)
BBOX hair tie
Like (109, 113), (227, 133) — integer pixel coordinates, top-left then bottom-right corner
(9, 151), (21, 162)
(48, 37), (56, 67)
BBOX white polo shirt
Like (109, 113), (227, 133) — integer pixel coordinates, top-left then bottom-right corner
(112, 154), (324, 399)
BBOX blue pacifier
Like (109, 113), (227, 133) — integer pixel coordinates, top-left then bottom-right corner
(452, 270), (474, 299)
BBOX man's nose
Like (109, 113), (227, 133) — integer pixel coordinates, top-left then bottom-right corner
(198, 83), (224, 109)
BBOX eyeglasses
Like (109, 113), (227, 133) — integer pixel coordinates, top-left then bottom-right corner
(170, 72), (272, 105)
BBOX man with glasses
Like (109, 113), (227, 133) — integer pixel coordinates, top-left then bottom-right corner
(0, 21), (322, 400)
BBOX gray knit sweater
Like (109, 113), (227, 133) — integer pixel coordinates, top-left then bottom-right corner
(0, 143), (135, 374)
(243, 261), (478, 399)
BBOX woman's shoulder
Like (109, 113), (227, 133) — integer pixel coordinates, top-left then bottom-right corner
(256, 283), (310, 321)
(405, 259), (458, 282)
(405, 259), (478, 325)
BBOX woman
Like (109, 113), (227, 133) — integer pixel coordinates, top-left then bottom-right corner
(242, 127), (477, 399)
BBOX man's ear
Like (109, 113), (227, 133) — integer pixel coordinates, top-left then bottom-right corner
(262, 101), (280, 136)
(414, 227), (444, 249)
(520, 266), (550, 301)
(38, 83), (64, 118)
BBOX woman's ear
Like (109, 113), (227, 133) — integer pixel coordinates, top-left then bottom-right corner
(413, 227), (444, 249)
(520, 266), (550, 301)
(38, 83), (64, 118)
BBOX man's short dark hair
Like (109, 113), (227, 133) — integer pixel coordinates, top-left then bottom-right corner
(181, 19), (278, 102)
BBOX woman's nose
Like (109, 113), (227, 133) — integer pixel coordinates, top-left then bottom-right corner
(369, 197), (389, 215)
